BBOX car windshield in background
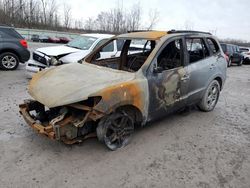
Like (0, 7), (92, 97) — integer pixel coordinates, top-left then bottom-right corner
(67, 36), (97, 50)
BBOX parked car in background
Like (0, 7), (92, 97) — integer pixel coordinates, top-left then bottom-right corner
(48, 36), (60, 43)
(20, 30), (227, 150)
(39, 35), (50, 43)
(220, 43), (243, 66)
(26, 33), (116, 77)
(240, 47), (250, 64)
(0, 25), (30, 70)
(59, 36), (71, 43)
(31, 34), (40, 42)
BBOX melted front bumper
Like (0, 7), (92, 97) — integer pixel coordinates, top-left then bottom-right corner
(19, 100), (56, 140)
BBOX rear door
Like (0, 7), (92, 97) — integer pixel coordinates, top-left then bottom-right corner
(184, 37), (216, 105)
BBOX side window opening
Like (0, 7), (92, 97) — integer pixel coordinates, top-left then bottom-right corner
(207, 38), (220, 54)
(186, 38), (209, 63)
(157, 39), (183, 70)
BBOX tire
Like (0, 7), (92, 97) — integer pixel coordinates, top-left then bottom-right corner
(228, 58), (232, 67)
(198, 80), (220, 112)
(96, 111), (134, 151)
(0, 52), (19, 70)
(238, 59), (243, 66)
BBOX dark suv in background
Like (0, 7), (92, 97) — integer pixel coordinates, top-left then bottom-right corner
(220, 43), (243, 67)
(0, 25), (30, 70)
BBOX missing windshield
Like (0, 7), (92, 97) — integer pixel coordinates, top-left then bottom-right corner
(86, 38), (156, 72)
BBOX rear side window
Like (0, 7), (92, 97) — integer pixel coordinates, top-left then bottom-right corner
(207, 38), (220, 54)
(186, 38), (209, 63)
(0, 28), (23, 39)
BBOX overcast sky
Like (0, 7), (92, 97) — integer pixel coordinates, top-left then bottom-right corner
(69, 0), (250, 41)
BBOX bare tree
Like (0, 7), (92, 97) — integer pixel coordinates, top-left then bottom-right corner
(146, 9), (159, 30)
(184, 20), (194, 30)
(126, 2), (141, 31)
(40, 0), (47, 25)
(84, 17), (96, 31)
(63, 3), (71, 28)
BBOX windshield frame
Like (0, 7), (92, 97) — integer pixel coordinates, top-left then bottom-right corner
(84, 37), (157, 73)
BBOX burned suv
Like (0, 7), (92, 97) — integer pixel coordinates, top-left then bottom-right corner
(19, 30), (227, 150)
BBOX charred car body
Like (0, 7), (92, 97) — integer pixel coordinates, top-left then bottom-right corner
(19, 30), (227, 150)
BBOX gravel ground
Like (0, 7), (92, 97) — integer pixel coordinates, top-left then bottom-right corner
(0, 43), (250, 188)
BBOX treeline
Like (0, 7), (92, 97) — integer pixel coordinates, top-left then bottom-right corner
(0, 0), (61, 30)
(0, 0), (159, 33)
(220, 39), (250, 47)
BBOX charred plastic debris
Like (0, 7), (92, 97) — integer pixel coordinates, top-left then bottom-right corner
(19, 97), (104, 144)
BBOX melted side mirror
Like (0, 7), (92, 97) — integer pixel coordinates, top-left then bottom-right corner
(153, 66), (163, 74)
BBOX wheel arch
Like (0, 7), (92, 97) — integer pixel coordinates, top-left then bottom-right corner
(0, 49), (20, 61)
(115, 104), (144, 125)
(214, 76), (223, 91)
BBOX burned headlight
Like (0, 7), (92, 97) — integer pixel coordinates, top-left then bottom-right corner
(50, 57), (61, 66)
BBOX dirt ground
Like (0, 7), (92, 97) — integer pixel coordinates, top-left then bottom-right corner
(0, 43), (250, 188)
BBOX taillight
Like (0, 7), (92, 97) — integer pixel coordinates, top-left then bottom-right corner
(247, 52), (250, 55)
(20, 39), (28, 48)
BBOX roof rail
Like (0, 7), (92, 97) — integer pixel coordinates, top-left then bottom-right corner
(167, 30), (212, 35)
(127, 30), (154, 33)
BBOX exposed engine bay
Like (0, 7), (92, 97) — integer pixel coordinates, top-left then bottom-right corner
(19, 97), (104, 144)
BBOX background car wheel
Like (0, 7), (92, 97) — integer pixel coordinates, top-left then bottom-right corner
(0, 52), (19, 70)
(198, 80), (220, 112)
(96, 111), (134, 151)
(228, 59), (232, 67)
(238, 59), (243, 66)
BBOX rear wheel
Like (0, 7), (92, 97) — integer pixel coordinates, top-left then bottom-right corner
(198, 80), (220, 112)
(97, 111), (134, 150)
(0, 52), (19, 70)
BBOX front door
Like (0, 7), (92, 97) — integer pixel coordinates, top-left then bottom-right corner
(147, 38), (190, 121)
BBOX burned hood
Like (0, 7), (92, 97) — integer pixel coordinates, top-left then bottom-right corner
(29, 63), (135, 108)
(37, 45), (80, 56)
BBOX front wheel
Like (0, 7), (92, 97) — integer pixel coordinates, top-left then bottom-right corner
(0, 52), (19, 70)
(198, 80), (220, 112)
(96, 111), (134, 151)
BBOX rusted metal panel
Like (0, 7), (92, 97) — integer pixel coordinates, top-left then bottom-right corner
(29, 63), (136, 108)
(117, 31), (167, 40)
